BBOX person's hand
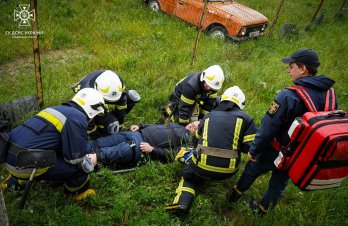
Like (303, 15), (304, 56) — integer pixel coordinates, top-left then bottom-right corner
(140, 142), (153, 153)
(130, 125), (140, 131)
(86, 153), (97, 166)
(248, 152), (257, 162)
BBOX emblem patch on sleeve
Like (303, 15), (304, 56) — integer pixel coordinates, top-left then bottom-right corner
(267, 100), (281, 117)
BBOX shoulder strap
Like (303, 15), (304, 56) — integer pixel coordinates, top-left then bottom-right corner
(288, 85), (317, 112)
(324, 87), (336, 111)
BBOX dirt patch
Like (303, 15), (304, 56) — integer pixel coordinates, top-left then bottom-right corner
(0, 48), (93, 78)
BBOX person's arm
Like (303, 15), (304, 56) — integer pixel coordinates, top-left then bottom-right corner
(177, 85), (197, 125)
(241, 117), (258, 154)
(110, 94), (128, 125)
(61, 116), (90, 165)
(199, 92), (218, 119)
(249, 91), (295, 157)
(140, 142), (172, 162)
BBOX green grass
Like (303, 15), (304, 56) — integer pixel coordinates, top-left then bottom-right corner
(0, 0), (347, 225)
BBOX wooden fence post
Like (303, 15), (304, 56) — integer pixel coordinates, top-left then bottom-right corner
(191, 0), (208, 66)
(30, 0), (44, 109)
(267, 0), (286, 37)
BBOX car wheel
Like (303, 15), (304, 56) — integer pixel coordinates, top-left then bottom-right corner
(148, 0), (160, 12)
(208, 26), (227, 39)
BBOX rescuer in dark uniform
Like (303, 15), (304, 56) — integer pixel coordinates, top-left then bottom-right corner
(165, 86), (257, 215)
(71, 70), (141, 139)
(1, 88), (106, 201)
(161, 65), (225, 125)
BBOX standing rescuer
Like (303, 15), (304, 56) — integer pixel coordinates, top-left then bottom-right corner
(71, 70), (141, 139)
(1, 88), (106, 201)
(161, 65), (225, 125)
(227, 48), (338, 216)
(165, 86), (257, 215)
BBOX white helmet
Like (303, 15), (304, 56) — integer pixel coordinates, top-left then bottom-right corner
(94, 70), (124, 102)
(200, 65), (224, 91)
(72, 88), (105, 119)
(220, 86), (246, 110)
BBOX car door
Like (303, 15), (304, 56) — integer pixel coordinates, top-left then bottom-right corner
(174, 0), (203, 26)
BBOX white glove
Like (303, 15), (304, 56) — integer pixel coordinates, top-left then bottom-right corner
(80, 156), (94, 173)
(128, 90), (141, 103)
(108, 121), (120, 134)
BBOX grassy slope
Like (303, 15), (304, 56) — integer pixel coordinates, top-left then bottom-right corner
(0, 0), (347, 225)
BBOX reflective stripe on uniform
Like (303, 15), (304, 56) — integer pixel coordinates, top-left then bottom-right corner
(243, 134), (256, 143)
(200, 109), (209, 115)
(232, 118), (243, 150)
(179, 117), (190, 124)
(87, 125), (98, 134)
(37, 108), (67, 133)
(173, 177), (195, 204)
(209, 93), (218, 98)
(5, 163), (48, 179)
(202, 118), (209, 146)
(64, 174), (90, 192)
(116, 104), (127, 110)
(195, 130), (200, 139)
(180, 95), (195, 105)
(192, 155), (238, 174)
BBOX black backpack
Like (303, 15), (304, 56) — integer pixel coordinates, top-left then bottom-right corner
(0, 120), (11, 164)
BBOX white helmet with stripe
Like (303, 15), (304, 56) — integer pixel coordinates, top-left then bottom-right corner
(200, 65), (224, 91)
(221, 86), (246, 110)
(72, 88), (105, 119)
(94, 70), (124, 102)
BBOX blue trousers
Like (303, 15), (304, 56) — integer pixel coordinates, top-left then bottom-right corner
(89, 131), (143, 166)
(236, 152), (290, 210)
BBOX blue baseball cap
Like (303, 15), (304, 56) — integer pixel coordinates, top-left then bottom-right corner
(282, 48), (320, 67)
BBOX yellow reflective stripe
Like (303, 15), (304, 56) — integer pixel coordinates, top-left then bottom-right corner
(87, 125), (98, 134)
(116, 104), (127, 110)
(173, 178), (184, 203)
(173, 177), (196, 203)
(209, 93), (218, 98)
(64, 175), (90, 192)
(165, 106), (172, 115)
(179, 118), (189, 123)
(234, 186), (243, 195)
(180, 95), (195, 105)
(202, 118), (209, 146)
(201, 109), (209, 115)
(195, 130), (200, 139)
(202, 154), (208, 165)
(259, 204), (268, 212)
(37, 108), (67, 133)
(243, 134), (256, 143)
(104, 104), (114, 110)
(176, 187), (195, 195)
(232, 118), (243, 150)
(192, 155), (238, 174)
(176, 76), (187, 86)
(6, 164), (48, 179)
(229, 158), (236, 169)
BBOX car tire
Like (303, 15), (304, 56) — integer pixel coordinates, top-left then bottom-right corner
(208, 25), (227, 39)
(148, 0), (160, 12)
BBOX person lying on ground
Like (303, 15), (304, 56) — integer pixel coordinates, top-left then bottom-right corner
(87, 121), (200, 169)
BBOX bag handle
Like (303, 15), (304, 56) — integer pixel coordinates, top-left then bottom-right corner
(324, 87), (336, 111)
